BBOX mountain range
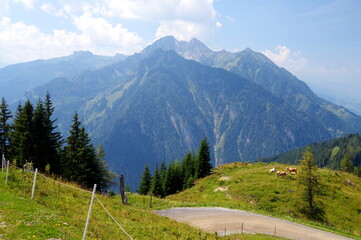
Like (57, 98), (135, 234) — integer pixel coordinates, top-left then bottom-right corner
(3, 36), (361, 185)
(0, 51), (125, 103)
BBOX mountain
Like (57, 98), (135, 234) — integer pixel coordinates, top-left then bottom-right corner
(143, 36), (361, 137)
(29, 48), (332, 185)
(0, 51), (126, 103)
(258, 133), (361, 171)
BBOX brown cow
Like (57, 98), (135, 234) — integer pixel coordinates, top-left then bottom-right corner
(276, 171), (287, 177)
(286, 167), (298, 174)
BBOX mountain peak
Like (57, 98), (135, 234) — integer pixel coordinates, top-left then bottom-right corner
(72, 50), (94, 57)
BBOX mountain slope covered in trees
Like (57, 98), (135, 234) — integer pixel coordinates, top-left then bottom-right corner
(28, 48), (335, 185)
(144, 36), (361, 137)
(259, 133), (361, 175)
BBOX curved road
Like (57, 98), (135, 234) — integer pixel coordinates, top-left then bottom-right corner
(156, 207), (354, 240)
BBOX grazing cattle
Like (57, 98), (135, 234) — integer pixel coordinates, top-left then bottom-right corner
(269, 167), (276, 172)
(286, 167), (298, 174)
(345, 179), (356, 187)
(276, 171), (287, 177)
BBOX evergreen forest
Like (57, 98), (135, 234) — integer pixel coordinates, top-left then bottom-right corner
(259, 133), (361, 177)
(0, 94), (114, 192)
(137, 137), (213, 197)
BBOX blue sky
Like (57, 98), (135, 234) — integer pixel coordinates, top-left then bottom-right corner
(1, 0), (360, 99)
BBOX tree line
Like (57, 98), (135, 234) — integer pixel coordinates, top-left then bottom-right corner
(259, 133), (361, 177)
(137, 137), (212, 198)
(0, 94), (114, 192)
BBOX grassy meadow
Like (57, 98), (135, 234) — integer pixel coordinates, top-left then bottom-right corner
(0, 166), (287, 240)
(168, 162), (361, 239)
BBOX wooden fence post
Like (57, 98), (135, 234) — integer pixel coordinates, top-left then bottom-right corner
(119, 174), (127, 205)
(31, 168), (38, 199)
(5, 161), (9, 184)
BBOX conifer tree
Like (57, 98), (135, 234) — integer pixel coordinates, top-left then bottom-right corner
(164, 160), (183, 195)
(0, 97), (12, 158)
(95, 144), (116, 192)
(160, 161), (168, 197)
(137, 165), (152, 195)
(11, 101), (35, 167)
(181, 152), (196, 189)
(298, 147), (324, 219)
(195, 137), (212, 178)
(63, 113), (113, 191)
(151, 163), (163, 197)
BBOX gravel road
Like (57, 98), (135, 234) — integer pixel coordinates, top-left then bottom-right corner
(156, 207), (354, 240)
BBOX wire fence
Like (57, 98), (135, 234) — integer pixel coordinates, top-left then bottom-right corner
(1, 155), (134, 240)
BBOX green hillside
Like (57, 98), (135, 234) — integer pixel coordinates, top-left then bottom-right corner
(259, 133), (361, 172)
(0, 167), (285, 240)
(168, 162), (361, 239)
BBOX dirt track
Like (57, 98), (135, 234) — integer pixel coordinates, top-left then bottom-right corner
(156, 207), (354, 240)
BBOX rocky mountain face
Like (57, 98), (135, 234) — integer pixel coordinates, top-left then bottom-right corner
(0, 51), (126, 103)
(143, 36), (361, 137)
(20, 36), (361, 185)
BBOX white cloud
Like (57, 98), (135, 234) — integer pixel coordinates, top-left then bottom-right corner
(0, 16), (143, 64)
(99, 0), (216, 21)
(0, 0), (10, 17)
(99, 0), (220, 40)
(73, 13), (143, 53)
(13, 0), (34, 9)
(262, 45), (307, 73)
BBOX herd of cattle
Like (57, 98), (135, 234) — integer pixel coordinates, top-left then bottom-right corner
(269, 167), (298, 177)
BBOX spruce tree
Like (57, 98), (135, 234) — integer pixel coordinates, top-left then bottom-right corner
(160, 161), (168, 197)
(95, 144), (116, 192)
(195, 137), (212, 179)
(298, 148), (324, 220)
(11, 101), (35, 167)
(181, 152), (196, 189)
(137, 165), (152, 195)
(32, 99), (48, 170)
(63, 113), (113, 191)
(151, 163), (163, 197)
(0, 97), (12, 158)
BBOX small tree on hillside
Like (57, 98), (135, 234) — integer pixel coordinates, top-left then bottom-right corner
(195, 137), (212, 179)
(298, 147), (324, 220)
(137, 165), (152, 195)
(340, 153), (353, 173)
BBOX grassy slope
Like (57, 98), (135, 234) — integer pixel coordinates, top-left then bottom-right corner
(168, 162), (361, 239)
(0, 168), (285, 240)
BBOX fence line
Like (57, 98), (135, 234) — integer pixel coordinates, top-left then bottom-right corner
(94, 195), (134, 240)
(2, 162), (134, 240)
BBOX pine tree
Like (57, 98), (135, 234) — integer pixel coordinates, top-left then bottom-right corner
(160, 161), (168, 197)
(151, 163), (163, 197)
(340, 153), (353, 173)
(95, 144), (116, 192)
(195, 137), (212, 179)
(43, 93), (63, 174)
(164, 160), (183, 195)
(0, 97), (12, 158)
(298, 148), (324, 220)
(11, 101), (35, 167)
(181, 152), (196, 189)
(137, 165), (152, 195)
(63, 113), (113, 191)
